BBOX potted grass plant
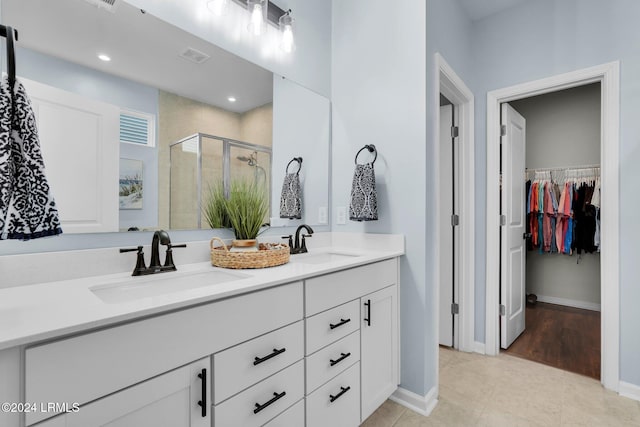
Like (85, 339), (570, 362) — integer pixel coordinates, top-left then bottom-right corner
(203, 179), (269, 251)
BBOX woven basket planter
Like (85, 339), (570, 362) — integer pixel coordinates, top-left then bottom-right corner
(210, 237), (290, 269)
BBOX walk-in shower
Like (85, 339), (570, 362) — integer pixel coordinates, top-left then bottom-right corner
(169, 133), (271, 229)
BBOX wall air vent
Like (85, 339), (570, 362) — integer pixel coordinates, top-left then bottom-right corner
(83, 0), (119, 13)
(179, 47), (211, 64)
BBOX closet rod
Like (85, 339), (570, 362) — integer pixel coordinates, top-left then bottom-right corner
(526, 164), (600, 172)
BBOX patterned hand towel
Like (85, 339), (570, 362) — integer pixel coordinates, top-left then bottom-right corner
(0, 77), (62, 240)
(349, 162), (378, 221)
(280, 172), (302, 219)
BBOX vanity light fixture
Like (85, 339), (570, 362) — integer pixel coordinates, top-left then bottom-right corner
(246, 0), (267, 36)
(206, 0), (229, 16)
(279, 9), (294, 53)
(98, 53), (111, 62)
(208, 0), (294, 53)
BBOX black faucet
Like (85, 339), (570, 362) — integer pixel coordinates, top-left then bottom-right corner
(120, 230), (186, 276)
(293, 224), (314, 254)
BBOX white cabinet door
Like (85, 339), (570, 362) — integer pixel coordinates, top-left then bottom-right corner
(360, 285), (398, 422)
(39, 358), (210, 427)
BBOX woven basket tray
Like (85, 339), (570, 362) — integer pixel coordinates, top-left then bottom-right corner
(210, 237), (290, 269)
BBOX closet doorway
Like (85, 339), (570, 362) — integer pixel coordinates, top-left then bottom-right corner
(438, 95), (459, 348)
(435, 54), (475, 354)
(485, 62), (620, 390)
(500, 84), (602, 379)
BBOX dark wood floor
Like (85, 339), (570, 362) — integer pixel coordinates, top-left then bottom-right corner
(503, 302), (601, 379)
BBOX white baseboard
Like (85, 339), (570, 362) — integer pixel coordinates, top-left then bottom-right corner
(535, 295), (601, 312)
(473, 341), (485, 354)
(390, 386), (438, 417)
(619, 381), (640, 402)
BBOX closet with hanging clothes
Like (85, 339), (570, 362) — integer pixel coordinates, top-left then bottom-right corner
(503, 83), (602, 379)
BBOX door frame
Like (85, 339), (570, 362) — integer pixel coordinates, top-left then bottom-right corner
(484, 61), (620, 391)
(435, 53), (475, 352)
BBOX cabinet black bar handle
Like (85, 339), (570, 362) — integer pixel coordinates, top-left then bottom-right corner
(329, 352), (352, 367)
(329, 318), (351, 330)
(197, 368), (207, 418)
(254, 348), (286, 365)
(364, 299), (371, 326)
(329, 386), (351, 403)
(254, 391), (286, 414)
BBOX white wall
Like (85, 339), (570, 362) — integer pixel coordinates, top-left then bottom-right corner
(470, 0), (640, 387)
(511, 84), (601, 308)
(123, 0), (331, 98)
(332, 0), (427, 395)
(331, 0), (473, 398)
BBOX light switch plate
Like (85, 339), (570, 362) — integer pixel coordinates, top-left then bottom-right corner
(336, 207), (346, 225)
(318, 207), (328, 224)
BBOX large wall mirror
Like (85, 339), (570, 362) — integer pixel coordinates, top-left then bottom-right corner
(1, 0), (330, 235)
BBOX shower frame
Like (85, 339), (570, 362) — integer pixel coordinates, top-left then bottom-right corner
(169, 132), (272, 229)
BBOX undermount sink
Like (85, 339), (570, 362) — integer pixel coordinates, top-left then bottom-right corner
(291, 251), (361, 265)
(90, 270), (249, 304)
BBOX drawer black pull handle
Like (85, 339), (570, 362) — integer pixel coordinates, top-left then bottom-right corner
(329, 386), (351, 403)
(364, 299), (371, 326)
(254, 348), (286, 366)
(197, 368), (207, 418)
(329, 352), (351, 367)
(254, 391), (286, 414)
(329, 318), (351, 330)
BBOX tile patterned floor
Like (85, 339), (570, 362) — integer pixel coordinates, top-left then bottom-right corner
(361, 347), (640, 426)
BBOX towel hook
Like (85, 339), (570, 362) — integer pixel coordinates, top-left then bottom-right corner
(286, 157), (303, 174)
(355, 144), (377, 165)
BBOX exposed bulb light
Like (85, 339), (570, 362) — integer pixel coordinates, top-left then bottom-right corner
(247, 0), (266, 36)
(227, 96), (237, 102)
(206, 0), (228, 16)
(279, 10), (295, 53)
(98, 53), (111, 62)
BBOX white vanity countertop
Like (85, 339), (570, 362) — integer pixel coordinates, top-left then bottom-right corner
(0, 233), (404, 350)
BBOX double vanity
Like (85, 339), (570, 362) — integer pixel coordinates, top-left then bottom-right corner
(0, 233), (404, 427)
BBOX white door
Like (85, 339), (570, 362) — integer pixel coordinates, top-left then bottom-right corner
(20, 77), (120, 233)
(500, 103), (527, 349)
(361, 285), (398, 422)
(439, 104), (455, 347)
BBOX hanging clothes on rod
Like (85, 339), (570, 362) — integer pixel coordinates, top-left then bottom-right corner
(525, 165), (600, 256)
(0, 25), (63, 240)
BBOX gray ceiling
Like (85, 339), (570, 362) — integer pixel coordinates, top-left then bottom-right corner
(3, 0), (274, 113)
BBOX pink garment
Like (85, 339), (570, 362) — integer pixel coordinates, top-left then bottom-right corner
(555, 183), (569, 253)
(556, 216), (564, 253)
(542, 183), (553, 252)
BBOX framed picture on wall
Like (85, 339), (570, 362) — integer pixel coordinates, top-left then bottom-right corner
(119, 158), (143, 210)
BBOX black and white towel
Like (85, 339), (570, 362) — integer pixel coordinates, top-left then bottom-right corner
(0, 76), (62, 240)
(349, 163), (378, 221)
(280, 172), (302, 219)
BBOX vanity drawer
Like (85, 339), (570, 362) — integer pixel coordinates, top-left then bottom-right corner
(25, 282), (302, 425)
(305, 259), (397, 316)
(306, 362), (360, 427)
(262, 398), (304, 427)
(213, 320), (303, 404)
(306, 330), (360, 395)
(214, 359), (304, 427)
(305, 300), (360, 355)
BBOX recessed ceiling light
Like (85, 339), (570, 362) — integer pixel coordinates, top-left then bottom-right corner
(98, 54), (111, 62)
(228, 96), (237, 102)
